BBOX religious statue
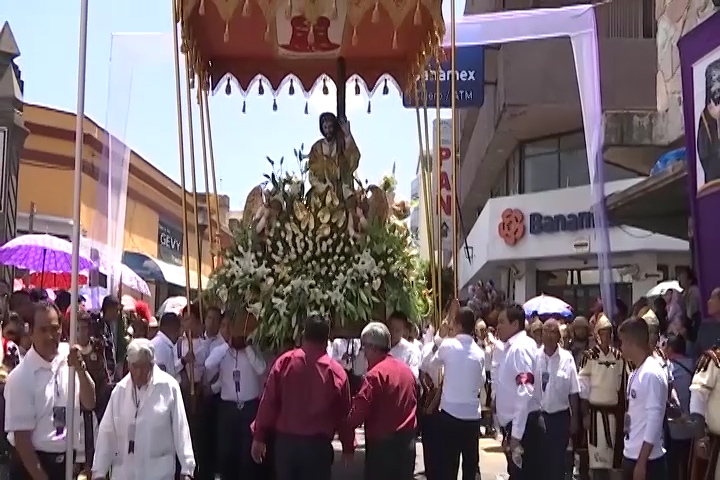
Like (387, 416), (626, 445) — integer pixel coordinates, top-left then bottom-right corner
(308, 112), (361, 199)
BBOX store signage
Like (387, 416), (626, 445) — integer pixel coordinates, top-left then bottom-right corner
(402, 46), (485, 109)
(529, 211), (595, 235)
(158, 220), (183, 265)
(433, 120), (454, 252)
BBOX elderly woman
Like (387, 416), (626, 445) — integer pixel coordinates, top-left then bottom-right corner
(91, 338), (195, 480)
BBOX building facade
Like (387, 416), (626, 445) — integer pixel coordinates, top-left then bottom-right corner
(457, 180), (689, 314)
(18, 104), (231, 302)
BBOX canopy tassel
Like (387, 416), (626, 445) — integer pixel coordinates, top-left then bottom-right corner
(225, 79), (232, 95)
(308, 25), (315, 45)
(258, 80), (265, 95)
(382, 78), (389, 95)
(322, 77), (329, 95)
(242, 100), (247, 114)
(372, 1), (380, 23)
(351, 27), (358, 46)
(224, 23), (230, 42)
(413, 0), (421, 25)
(354, 78), (360, 96)
(264, 24), (271, 41)
(199, 0), (206, 15)
(289, 79), (296, 95)
(273, 99), (278, 112)
(242, 0), (251, 17)
(392, 30), (398, 49)
(304, 101), (309, 115)
(367, 100), (371, 114)
(330, 0), (338, 19)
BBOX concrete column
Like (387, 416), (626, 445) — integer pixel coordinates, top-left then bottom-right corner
(0, 22), (28, 286)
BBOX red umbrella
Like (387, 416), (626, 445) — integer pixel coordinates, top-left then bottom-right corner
(27, 272), (89, 290)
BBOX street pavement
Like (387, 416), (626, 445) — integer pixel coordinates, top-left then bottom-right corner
(331, 428), (507, 479)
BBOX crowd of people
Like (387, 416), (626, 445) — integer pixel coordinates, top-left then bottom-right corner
(0, 270), (718, 480)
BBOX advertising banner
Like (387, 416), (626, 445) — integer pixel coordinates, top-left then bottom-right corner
(431, 119), (454, 261)
(403, 46), (485, 109)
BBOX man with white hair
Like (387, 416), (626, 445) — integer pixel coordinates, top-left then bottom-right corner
(92, 338), (195, 480)
(345, 322), (417, 480)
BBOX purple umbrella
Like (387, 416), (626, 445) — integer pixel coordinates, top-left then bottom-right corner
(0, 234), (95, 273)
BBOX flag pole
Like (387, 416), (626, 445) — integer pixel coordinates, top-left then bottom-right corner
(67, 0), (90, 477)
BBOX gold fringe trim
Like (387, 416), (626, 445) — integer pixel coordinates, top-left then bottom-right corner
(372, 1), (380, 23)
(199, 0), (206, 15)
(242, 0), (251, 17)
(224, 23), (230, 42)
(413, 0), (421, 25)
(392, 30), (398, 49)
(352, 26), (358, 46)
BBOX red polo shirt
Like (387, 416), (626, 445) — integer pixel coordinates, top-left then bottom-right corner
(345, 355), (417, 441)
(251, 344), (354, 452)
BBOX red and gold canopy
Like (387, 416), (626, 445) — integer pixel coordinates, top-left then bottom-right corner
(179, 0), (444, 95)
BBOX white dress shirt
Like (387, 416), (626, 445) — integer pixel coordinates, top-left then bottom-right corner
(4, 343), (83, 453)
(421, 333), (485, 420)
(534, 346), (580, 414)
(390, 338), (421, 379)
(150, 332), (182, 381)
(204, 343), (267, 403)
(330, 338), (366, 375)
(623, 356), (668, 461)
(92, 366), (195, 479)
(202, 334), (226, 394)
(177, 335), (208, 384)
(490, 341), (505, 401)
(495, 330), (538, 440)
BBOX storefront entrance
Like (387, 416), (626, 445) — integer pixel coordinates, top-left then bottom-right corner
(537, 268), (633, 318)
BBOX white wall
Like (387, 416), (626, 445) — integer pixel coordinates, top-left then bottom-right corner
(458, 179), (689, 289)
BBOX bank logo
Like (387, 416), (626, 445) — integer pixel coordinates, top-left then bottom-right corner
(498, 208), (525, 246)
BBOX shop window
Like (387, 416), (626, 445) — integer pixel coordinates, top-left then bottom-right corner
(521, 132), (642, 193)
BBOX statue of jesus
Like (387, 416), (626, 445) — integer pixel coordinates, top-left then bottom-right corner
(308, 112), (360, 199)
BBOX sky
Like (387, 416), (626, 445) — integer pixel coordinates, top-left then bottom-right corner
(2, 0), (464, 210)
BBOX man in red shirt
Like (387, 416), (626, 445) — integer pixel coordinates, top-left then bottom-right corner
(346, 321), (418, 480)
(250, 315), (354, 480)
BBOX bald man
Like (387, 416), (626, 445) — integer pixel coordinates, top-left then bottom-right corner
(534, 319), (581, 480)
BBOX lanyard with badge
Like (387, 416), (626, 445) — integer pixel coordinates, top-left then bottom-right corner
(624, 368), (639, 440)
(51, 365), (66, 438)
(230, 350), (243, 410)
(128, 384), (145, 454)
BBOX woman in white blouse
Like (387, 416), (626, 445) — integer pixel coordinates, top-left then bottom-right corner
(92, 338), (195, 480)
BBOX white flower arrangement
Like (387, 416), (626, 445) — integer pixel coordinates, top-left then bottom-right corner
(205, 151), (429, 349)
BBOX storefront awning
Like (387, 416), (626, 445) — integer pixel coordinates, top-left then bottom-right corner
(605, 163), (689, 240)
(122, 251), (208, 289)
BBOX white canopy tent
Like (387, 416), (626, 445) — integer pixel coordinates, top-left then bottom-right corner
(443, 5), (614, 316)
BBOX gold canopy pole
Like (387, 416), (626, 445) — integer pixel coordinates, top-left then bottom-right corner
(420, 71), (437, 323)
(434, 60), (443, 325)
(413, 86), (438, 329)
(197, 86), (216, 271)
(201, 91), (223, 268)
(449, 0), (459, 297)
(183, 64), (204, 321)
(171, 0), (192, 306)
(173, 0), (195, 395)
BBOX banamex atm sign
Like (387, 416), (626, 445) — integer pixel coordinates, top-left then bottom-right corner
(403, 46), (485, 109)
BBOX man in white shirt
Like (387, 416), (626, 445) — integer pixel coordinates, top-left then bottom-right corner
(418, 322), (445, 480)
(618, 316), (669, 480)
(388, 311), (421, 379)
(92, 338), (195, 480)
(495, 303), (542, 480)
(421, 304), (485, 480)
(149, 312), (186, 381)
(330, 337), (365, 393)
(534, 319), (581, 480)
(204, 312), (267, 479)
(198, 306), (225, 480)
(4, 301), (96, 480)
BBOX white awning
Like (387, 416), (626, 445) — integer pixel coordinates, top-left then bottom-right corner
(122, 251), (208, 289)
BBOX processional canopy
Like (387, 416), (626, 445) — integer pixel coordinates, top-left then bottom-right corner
(178, 0), (444, 95)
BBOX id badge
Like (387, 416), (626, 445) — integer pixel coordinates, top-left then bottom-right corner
(541, 372), (549, 392)
(232, 370), (242, 392)
(52, 406), (66, 436)
(128, 422), (136, 454)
